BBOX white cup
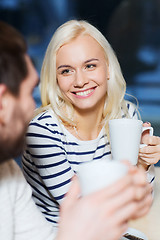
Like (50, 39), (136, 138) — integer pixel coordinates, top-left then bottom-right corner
(109, 119), (153, 165)
(77, 160), (128, 196)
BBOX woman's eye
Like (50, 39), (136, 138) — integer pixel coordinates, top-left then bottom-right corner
(86, 64), (96, 69)
(61, 69), (71, 75)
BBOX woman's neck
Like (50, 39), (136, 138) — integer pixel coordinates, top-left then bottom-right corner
(73, 106), (104, 141)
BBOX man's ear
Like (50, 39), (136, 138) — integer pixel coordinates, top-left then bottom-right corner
(0, 84), (7, 125)
(0, 84), (7, 109)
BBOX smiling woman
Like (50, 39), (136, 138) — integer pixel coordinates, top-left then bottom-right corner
(56, 35), (108, 117)
(22, 19), (159, 228)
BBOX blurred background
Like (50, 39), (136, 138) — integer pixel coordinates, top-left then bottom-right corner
(0, 0), (160, 165)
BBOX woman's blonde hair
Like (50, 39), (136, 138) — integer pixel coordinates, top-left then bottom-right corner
(38, 19), (135, 131)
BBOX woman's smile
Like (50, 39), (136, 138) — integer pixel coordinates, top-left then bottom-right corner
(71, 87), (96, 98)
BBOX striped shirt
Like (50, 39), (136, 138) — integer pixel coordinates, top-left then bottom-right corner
(22, 103), (155, 228)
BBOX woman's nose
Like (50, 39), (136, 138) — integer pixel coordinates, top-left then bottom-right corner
(73, 70), (89, 88)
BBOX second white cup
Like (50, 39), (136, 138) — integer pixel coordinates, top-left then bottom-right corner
(77, 160), (128, 196)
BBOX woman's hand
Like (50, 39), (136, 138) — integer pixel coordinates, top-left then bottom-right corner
(57, 167), (152, 240)
(138, 122), (160, 171)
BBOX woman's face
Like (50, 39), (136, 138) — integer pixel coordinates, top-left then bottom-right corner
(56, 35), (109, 113)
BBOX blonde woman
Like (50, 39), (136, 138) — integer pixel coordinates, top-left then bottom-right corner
(22, 20), (159, 227)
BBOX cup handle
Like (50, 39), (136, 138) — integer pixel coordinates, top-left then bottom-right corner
(140, 126), (154, 148)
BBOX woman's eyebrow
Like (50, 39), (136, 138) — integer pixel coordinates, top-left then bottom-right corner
(84, 58), (99, 63)
(57, 64), (72, 70)
(57, 58), (99, 70)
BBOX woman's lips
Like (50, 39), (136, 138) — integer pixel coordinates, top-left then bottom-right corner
(72, 87), (96, 98)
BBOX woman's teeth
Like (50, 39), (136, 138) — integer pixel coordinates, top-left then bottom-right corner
(75, 89), (94, 96)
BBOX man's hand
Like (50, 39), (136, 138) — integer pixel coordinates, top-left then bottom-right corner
(57, 166), (152, 240)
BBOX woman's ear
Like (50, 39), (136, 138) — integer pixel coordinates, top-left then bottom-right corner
(106, 62), (110, 80)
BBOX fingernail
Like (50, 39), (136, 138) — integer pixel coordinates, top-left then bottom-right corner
(145, 121), (150, 124)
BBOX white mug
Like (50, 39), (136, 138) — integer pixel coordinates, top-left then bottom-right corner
(109, 119), (153, 165)
(77, 160), (128, 196)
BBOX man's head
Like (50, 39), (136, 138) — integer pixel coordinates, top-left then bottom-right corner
(0, 21), (39, 162)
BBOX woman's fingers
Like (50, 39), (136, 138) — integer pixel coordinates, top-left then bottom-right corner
(139, 134), (160, 168)
(141, 135), (160, 146)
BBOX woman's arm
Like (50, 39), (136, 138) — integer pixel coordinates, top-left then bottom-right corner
(22, 112), (74, 226)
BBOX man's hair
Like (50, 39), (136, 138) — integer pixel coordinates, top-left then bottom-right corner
(0, 21), (28, 95)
